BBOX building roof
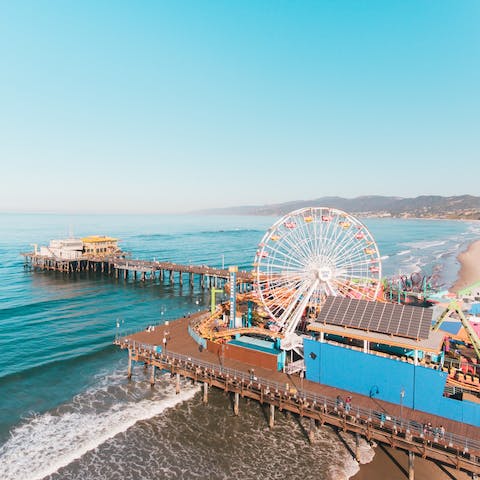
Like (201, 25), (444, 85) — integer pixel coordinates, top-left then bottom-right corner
(307, 321), (445, 353)
(82, 235), (118, 243)
(315, 296), (433, 340)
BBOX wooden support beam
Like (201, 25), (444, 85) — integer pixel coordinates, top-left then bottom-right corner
(355, 432), (361, 461)
(203, 382), (208, 404)
(234, 391), (239, 415)
(269, 403), (275, 428)
(127, 350), (133, 379)
(409, 451), (415, 480)
(308, 417), (316, 444)
(150, 364), (156, 386)
(175, 373), (180, 394)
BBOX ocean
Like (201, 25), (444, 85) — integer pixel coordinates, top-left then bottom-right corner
(0, 213), (479, 480)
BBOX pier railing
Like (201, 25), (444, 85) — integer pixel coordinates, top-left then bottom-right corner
(118, 337), (480, 460)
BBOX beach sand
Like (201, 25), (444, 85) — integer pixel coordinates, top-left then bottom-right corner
(351, 444), (471, 480)
(451, 239), (480, 293)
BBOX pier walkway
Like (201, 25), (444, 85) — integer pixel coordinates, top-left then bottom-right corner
(116, 313), (480, 478)
(22, 252), (254, 288)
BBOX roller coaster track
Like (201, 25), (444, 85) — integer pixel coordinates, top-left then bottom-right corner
(432, 301), (480, 361)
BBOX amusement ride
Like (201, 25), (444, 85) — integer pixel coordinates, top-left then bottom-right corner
(253, 207), (382, 350)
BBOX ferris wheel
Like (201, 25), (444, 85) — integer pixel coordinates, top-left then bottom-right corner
(254, 207), (382, 336)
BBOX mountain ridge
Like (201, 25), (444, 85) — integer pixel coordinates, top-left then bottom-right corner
(193, 195), (480, 219)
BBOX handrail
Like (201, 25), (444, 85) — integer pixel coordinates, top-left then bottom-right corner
(117, 336), (480, 457)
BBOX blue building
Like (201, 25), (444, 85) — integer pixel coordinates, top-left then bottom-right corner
(303, 296), (480, 427)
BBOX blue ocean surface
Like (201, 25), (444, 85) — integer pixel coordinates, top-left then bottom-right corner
(0, 213), (478, 480)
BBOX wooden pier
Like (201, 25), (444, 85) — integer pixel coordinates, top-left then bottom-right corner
(22, 253), (254, 291)
(115, 314), (480, 480)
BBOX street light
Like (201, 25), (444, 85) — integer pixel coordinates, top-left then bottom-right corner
(400, 387), (405, 427)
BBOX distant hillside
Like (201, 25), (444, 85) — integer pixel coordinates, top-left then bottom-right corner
(194, 195), (480, 219)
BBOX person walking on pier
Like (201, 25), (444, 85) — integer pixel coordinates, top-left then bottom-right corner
(345, 395), (352, 414)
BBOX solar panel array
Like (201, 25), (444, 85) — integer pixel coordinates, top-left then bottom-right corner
(317, 296), (433, 340)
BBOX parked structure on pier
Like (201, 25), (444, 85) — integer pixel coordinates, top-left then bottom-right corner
(35, 235), (121, 260)
(38, 238), (84, 260)
(82, 235), (121, 257)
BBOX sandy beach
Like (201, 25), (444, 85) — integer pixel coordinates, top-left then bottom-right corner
(351, 443), (471, 480)
(451, 239), (480, 293)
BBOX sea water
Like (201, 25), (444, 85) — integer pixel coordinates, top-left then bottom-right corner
(0, 214), (479, 480)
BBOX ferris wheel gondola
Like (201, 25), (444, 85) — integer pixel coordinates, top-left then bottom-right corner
(254, 207), (382, 338)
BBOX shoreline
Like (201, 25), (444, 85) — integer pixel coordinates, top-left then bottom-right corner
(451, 239), (480, 293)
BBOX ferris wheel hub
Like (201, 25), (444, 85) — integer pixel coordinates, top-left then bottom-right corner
(307, 256), (334, 282)
(318, 266), (333, 282)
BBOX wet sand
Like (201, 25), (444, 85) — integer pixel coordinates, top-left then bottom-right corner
(451, 239), (480, 293)
(351, 444), (471, 480)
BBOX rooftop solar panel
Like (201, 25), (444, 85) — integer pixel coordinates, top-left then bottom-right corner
(317, 296), (433, 340)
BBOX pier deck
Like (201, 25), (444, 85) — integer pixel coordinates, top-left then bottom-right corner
(22, 252), (254, 287)
(116, 313), (480, 477)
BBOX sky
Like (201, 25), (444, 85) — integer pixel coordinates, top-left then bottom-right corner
(0, 1), (479, 214)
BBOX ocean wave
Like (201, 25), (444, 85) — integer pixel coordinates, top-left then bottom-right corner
(406, 240), (447, 249)
(0, 375), (199, 480)
(397, 249), (411, 256)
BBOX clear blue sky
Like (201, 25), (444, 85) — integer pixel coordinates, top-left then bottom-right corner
(1, 1), (479, 213)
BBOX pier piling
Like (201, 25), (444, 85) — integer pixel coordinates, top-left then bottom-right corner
(203, 382), (208, 404)
(127, 350), (133, 380)
(269, 404), (275, 428)
(308, 417), (316, 444)
(408, 451), (415, 480)
(175, 373), (180, 394)
(355, 432), (360, 461)
(234, 391), (240, 415)
(150, 364), (156, 386)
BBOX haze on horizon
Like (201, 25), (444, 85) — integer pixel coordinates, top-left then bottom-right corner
(1, 1), (479, 215)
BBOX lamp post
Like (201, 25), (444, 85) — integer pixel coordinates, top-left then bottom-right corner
(400, 387), (405, 427)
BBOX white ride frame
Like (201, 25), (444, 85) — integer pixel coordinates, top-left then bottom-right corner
(254, 207), (382, 348)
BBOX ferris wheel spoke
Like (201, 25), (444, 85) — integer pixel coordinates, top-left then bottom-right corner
(277, 278), (317, 329)
(261, 242), (308, 269)
(283, 225), (317, 264)
(329, 229), (364, 264)
(259, 261), (306, 273)
(332, 278), (366, 298)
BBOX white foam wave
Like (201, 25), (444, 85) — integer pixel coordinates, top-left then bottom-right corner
(397, 249), (411, 256)
(330, 433), (376, 480)
(407, 240), (446, 249)
(0, 383), (199, 480)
